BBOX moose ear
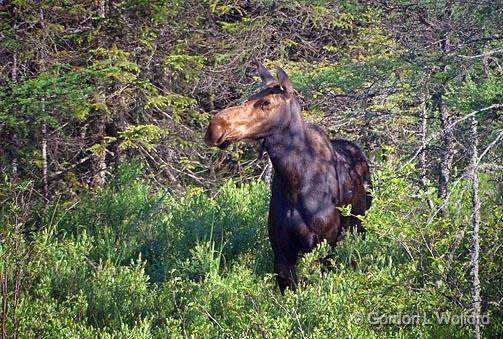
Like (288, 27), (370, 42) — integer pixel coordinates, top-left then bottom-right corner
(255, 60), (276, 87)
(276, 67), (293, 94)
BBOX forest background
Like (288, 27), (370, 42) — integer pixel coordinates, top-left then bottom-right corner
(1, 0), (502, 338)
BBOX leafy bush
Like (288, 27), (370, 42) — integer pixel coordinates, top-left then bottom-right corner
(1, 162), (501, 337)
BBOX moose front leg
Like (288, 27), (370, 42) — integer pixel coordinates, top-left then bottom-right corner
(346, 216), (366, 240)
(274, 254), (298, 295)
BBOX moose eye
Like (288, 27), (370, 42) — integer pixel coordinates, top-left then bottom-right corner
(261, 100), (271, 109)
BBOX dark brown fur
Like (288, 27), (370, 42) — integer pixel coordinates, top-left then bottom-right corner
(204, 63), (372, 293)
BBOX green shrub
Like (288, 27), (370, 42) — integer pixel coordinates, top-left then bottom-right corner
(2, 161), (501, 337)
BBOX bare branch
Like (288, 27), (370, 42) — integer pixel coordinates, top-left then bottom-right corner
(405, 104), (503, 167)
(457, 48), (503, 59)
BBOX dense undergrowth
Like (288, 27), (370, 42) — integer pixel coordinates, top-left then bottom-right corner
(1, 161), (502, 338)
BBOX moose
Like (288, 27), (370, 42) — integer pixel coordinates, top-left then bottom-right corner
(204, 62), (372, 293)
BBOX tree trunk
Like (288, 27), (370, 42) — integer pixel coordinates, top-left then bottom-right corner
(91, 93), (108, 187)
(92, 146), (107, 187)
(98, 0), (108, 18)
(42, 122), (48, 198)
(419, 82), (434, 210)
(1, 269), (7, 339)
(469, 115), (481, 339)
(437, 98), (453, 216)
(10, 14), (19, 181)
(264, 156), (273, 188)
(436, 4), (453, 216)
(11, 157), (18, 182)
(41, 95), (48, 198)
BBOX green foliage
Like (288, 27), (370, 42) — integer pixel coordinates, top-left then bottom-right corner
(0, 64), (94, 134)
(1, 1), (502, 337)
(164, 52), (206, 81)
(119, 124), (167, 151)
(446, 69), (503, 113)
(290, 57), (403, 97)
(2, 162), (501, 337)
(91, 45), (142, 85)
(86, 259), (154, 328)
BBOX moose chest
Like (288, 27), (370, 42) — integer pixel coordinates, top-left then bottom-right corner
(270, 161), (342, 239)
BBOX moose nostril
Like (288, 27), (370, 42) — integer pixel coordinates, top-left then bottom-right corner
(203, 129), (214, 145)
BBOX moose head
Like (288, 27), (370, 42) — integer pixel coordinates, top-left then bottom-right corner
(204, 62), (300, 149)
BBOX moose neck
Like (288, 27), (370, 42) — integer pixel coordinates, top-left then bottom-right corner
(264, 99), (308, 184)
